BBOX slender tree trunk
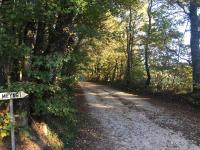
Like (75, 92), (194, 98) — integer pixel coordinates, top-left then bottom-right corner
(144, 0), (152, 88)
(34, 22), (46, 55)
(20, 22), (36, 126)
(23, 22), (35, 82)
(0, 0), (12, 85)
(189, 2), (200, 92)
(111, 60), (118, 82)
(125, 8), (133, 87)
(54, 13), (73, 54)
(95, 57), (101, 80)
(0, 66), (6, 85)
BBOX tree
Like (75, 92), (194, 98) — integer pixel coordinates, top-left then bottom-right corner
(125, 7), (134, 87)
(144, 0), (152, 88)
(189, 1), (200, 92)
(169, 0), (200, 92)
(0, 0), (115, 143)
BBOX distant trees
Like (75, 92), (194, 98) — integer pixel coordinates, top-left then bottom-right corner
(85, 0), (193, 93)
(84, 14), (126, 82)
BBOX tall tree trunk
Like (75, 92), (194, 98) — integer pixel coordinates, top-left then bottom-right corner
(0, 66), (6, 86)
(189, 2), (200, 92)
(125, 8), (133, 87)
(0, 0), (12, 85)
(34, 22), (46, 55)
(18, 22), (36, 126)
(95, 57), (101, 80)
(111, 60), (118, 82)
(23, 22), (35, 82)
(144, 0), (152, 88)
(52, 13), (74, 84)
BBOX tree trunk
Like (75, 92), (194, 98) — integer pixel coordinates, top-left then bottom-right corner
(125, 8), (133, 87)
(144, 0), (152, 88)
(111, 60), (118, 82)
(95, 57), (101, 80)
(34, 22), (46, 55)
(189, 2), (200, 92)
(0, 66), (6, 86)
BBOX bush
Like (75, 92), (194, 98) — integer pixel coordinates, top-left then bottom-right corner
(0, 113), (10, 141)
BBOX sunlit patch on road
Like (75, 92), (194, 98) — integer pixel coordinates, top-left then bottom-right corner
(80, 82), (200, 150)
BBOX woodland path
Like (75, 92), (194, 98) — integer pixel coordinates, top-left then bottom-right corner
(74, 82), (200, 150)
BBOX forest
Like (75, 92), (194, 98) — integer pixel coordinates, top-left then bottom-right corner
(0, 0), (200, 149)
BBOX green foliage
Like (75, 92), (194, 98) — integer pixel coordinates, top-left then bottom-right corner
(84, 0), (194, 96)
(32, 89), (75, 117)
(9, 80), (75, 116)
(0, 113), (10, 141)
(0, 0), (199, 146)
(151, 65), (192, 93)
(0, 0), (115, 146)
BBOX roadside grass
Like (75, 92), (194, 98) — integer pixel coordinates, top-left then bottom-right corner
(43, 115), (78, 149)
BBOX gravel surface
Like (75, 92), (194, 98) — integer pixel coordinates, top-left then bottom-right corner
(79, 82), (200, 150)
(74, 86), (114, 150)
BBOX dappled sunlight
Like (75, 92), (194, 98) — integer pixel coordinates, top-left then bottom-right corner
(32, 121), (64, 150)
(2, 0), (199, 149)
(120, 97), (150, 101)
(83, 83), (155, 112)
(89, 92), (108, 96)
(135, 104), (144, 107)
(114, 92), (136, 96)
(84, 83), (152, 103)
(88, 103), (113, 109)
(82, 82), (163, 115)
(81, 82), (200, 150)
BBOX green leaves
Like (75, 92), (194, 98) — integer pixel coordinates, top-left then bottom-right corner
(0, 0), (117, 143)
(0, 113), (10, 140)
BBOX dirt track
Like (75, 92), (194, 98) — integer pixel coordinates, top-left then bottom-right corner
(75, 82), (200, 150)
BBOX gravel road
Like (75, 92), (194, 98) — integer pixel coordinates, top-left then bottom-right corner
(79, 82), (200, 150)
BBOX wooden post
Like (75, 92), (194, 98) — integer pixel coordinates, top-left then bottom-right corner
(7, 75), (15, 150)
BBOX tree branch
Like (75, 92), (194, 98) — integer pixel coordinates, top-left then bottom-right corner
(176, 0), (190, 15)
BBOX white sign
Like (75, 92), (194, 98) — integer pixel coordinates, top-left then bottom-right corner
(0, 91), (28, 100)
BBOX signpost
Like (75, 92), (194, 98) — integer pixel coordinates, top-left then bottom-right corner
(0, 90), (28, 150)
(0, 91), (28, 100)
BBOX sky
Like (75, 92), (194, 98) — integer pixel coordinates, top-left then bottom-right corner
(179, 8), (200, 45)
